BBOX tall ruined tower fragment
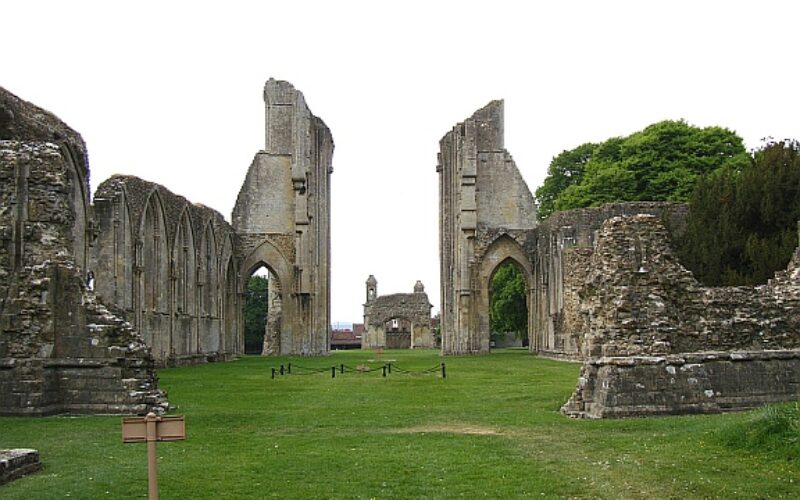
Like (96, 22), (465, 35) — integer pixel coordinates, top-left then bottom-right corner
(437, 100), (537, 354)
(233, 79), (333, 355)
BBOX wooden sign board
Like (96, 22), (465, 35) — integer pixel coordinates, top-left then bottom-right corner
(122, 415), (186, 443)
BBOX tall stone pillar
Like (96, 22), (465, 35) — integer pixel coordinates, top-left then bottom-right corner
(234, 79), (334, 356)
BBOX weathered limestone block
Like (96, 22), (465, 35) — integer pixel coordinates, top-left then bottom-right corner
(0, 449), (42, 485)
(563, 351), (800, 418)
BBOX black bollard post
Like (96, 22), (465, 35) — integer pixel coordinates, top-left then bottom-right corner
(288, 363), (292, 374)
(388, 363), (392, 374)
(441, 363), (446, 379)
(340, 364), (344, 374)
(331, 366), (336, 378)
(280, 364), (285, 376)
(272, 368), (276, 379)
(382, 365), (387, 377)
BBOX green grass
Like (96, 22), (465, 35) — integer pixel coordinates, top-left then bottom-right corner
(1, 349), (799, 498)
(719, 400), (800, 461)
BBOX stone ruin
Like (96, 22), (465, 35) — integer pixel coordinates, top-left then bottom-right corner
(438, 100), (800, 417)
(0, 87), (166, 415)
(0, 78), (333, 415)
(561, 214), (800, 417)
(4, 75), (798, 418)
(361, 275), (434, 349)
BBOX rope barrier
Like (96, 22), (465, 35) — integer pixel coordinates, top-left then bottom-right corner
(270, 362), (447, 379)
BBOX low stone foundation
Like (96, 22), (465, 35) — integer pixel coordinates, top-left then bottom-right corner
(562, 350), (800, 418)
(0, 449), (42, 485)
(165, 352), (239, 367)
(0, 357), (166, 416)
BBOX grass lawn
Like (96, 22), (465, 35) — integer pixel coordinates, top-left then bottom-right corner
(1, 349), (798, 498)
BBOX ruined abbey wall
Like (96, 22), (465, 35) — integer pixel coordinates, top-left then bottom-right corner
(1, 78), (333, 414)
(531, 203), (688, 358)
(233, 79), (333, 355)
(561, 215), (800, 418)
(438, 101), (537, 354)
(92, 175), (240, 366)
(438, 100), (800, 417)
(0, 88), (165, 415)
(362, 277), (434, 349)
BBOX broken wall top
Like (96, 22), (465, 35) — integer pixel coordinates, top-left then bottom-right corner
(233, 78), (334, 234)
(439, 99), (537, 232)
(95, 174), (235, 252)
(0, 86), (89, 183)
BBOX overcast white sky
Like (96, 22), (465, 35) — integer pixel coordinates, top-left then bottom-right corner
(4, 1), (799, 325)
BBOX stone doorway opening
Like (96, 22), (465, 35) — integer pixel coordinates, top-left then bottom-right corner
(244, 265), (282, 355)
(489, 259), (529, 349)
(384, 317), (412, 349)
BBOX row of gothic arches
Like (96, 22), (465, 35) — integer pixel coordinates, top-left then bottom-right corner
(93, 177), (240, 365)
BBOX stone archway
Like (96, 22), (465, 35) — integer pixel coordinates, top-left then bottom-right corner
(473, 235), (534, 353)
(240, 239), (295, 356)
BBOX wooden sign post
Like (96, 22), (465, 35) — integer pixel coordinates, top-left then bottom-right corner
(122, 413), (186, 500)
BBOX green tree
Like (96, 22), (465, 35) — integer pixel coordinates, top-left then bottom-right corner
(490, 262), (528, 344)
(244, 275), (268, 354)
(535, 142), (597, 220)
(536, 120), (749, 218)
(676, 140), (800, 285)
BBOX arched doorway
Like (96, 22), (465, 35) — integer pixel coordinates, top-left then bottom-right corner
(242, 261), (285, 356)
(489, 259), (529, 348)
(384, 317), (412, 349)
(474, 235), (534, 352)
(244, 265), (281, 354)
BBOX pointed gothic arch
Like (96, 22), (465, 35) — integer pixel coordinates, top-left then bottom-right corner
(198, 221), (220, 353)
(474, 235), (534, 351)
(240, 239), (295, 355)
(172, 207), (197, 356)
(137, 190), (170, 361)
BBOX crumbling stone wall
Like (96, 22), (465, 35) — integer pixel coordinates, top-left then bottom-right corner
(438, 99), (800, 418)
(0, 87), (165, 415)
(92, 175), (241, 366)
(362, 276), (434, 349)
(531, 203), (688, 358)
(233, 79), (333, 356)
(437, 98), (688, 356)
(561, 215), (800, 418)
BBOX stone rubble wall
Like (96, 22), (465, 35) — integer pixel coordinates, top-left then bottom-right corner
(0, 91), (166, 416)
(532, 203), (688, 359)
(562, 214), (800, 418)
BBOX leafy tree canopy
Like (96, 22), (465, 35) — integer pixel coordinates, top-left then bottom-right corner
(535, 120), (749, 220)
(676, 139), (800, 285)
